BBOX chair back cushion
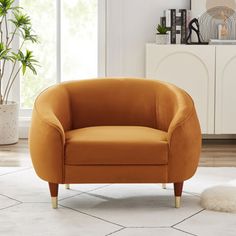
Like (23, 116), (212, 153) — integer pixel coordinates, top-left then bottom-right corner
(64, 79), (159, 129)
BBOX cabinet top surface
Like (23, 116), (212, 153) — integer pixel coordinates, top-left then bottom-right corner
(147, 43), (236, 47)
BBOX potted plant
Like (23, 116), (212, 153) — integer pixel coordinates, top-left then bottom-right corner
(156, 24), (169, 44)
(0, 0), (39, 145)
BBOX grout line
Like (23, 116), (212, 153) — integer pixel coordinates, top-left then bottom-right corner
(105, 227), (126, 236)
(59, 184), (111, 202)
(127, 226), (170, 229)
(72, 184), (112, 195)
(105, 226), (198, 236)
(58, 192), (84, 202)
(83, 184), (112, 194)
(172, 209), (205, 228)
(59, 204), (125, 228)
(172, 227), (198, 236)
(0, 202), (23, 211)
(0, 194), (22, 204)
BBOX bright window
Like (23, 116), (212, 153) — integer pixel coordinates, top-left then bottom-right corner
(20, 0), (57, 109)
(61, 0), (98, 81)
(19, 0), (100, 109)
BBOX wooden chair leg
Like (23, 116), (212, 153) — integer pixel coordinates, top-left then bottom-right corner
(174, 182), (184, 208)
(48, 183), (59, 209)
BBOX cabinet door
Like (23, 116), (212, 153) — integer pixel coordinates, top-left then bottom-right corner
(146, 44), (215, 134)
(215, 46), (236, 134)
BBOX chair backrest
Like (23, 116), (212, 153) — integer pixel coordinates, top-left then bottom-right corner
(64, 78), (160, 129)
(35, 78), (193, 132)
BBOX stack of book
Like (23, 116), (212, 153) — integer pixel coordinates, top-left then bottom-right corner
(161, 9), (191, 44)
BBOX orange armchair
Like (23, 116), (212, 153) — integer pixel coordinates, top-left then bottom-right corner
(29, 78), (201, 209)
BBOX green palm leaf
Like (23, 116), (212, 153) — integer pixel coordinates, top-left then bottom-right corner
(0, 0), (14, 16)
(20, 26), (39, 43)
(13, 50), (39, 75)
(0, 42), (11, 60)
(10, 11), (31, 28)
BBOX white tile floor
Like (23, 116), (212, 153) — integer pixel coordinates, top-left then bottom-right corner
(0, 167), (236, 236)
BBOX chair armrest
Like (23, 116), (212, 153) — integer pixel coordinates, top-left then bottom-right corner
(167, 106), (195, 143)
(29, 85), (71, 184)
(29, 108), (65, 183)
(167, 107), (202, 183)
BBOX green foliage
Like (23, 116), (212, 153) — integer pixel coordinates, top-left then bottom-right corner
(0, 0), (15, 16)
(0, 42), (11, 60)
(10, 11), (31, 28)
(157, 24), (168, 34)
(20, 25), (39, 43)
(12, 50), (38, 75)
(0, 0), (39, 104)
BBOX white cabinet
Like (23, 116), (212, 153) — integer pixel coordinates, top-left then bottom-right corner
(215, 46), (236, 134)
(146, 44), (236, 135)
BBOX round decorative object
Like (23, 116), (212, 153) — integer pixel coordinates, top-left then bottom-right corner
(201, 185), (236, 213)
(199, 6), (236, 42)
(0, 102), (19, 145)
(155, 34), (170, 45)
(206, 0), (236, 12)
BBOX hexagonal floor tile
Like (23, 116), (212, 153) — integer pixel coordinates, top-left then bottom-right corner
(0, 168), (112, 203)
(176, 209), (236, 236)
(0, 169), (82, 202)
(0, 203), (121, 236)
(60, 184), (202, 227)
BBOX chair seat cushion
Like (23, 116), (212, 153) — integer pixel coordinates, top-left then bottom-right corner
(65, 126), (168, 165)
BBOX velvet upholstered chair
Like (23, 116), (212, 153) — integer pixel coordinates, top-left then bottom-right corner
(29, 78), (201, 209)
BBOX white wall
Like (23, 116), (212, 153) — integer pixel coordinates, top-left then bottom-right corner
(106, 0), (190, 77)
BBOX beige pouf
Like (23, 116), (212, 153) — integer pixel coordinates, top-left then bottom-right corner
(201, 183), (236, 213)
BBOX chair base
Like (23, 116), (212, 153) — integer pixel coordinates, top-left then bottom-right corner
(48, 182), (184, 209)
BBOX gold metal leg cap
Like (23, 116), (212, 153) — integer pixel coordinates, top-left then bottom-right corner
(51, 197), (58, 209)
(65, 184), (70, 190)
(162, 184), (167, 189)
(175, 196), (181, 208)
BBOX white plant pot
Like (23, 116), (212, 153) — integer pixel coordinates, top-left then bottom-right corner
(156, 34), (170, 44)
(0, 102), (19, 145)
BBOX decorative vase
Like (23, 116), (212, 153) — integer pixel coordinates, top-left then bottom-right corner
(156, 34), (170, 44)
(0, 102), (19, 145)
